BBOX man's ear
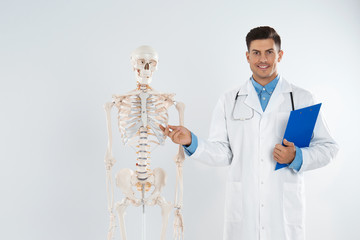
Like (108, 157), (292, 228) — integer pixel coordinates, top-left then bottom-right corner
(246, 51), (250, 63)
(278, 50), (284, 62)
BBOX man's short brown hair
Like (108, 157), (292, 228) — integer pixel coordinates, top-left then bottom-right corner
(246, 26), (281, 51)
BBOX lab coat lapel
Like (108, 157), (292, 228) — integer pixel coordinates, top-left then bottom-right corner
(264, 76), (292, 113)
(242, 79), (263, 115)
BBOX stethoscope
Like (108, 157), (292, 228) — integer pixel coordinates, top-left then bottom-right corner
(232, 90), (295, 121)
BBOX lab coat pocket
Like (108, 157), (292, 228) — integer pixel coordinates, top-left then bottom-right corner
(224, 182), (243, 221)
(276, 112), (290, 139)
(283, 182), (304, 225)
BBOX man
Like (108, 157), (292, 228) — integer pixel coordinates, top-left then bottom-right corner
(160, 26), (339, 240)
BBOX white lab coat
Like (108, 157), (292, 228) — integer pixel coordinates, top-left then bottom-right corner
(190, 76), (339, 240)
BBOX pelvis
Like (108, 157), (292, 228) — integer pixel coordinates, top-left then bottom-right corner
(115, 167), (168, 206)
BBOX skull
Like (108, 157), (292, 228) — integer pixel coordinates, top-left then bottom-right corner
(130, 45), (158, 85)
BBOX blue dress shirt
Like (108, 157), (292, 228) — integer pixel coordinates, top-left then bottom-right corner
(251, 75), (279, 111)
(183, 75), (303, 172)
(183, 132), (198, 156)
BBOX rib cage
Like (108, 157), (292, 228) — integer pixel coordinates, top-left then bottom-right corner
(113, 91), (175, 152)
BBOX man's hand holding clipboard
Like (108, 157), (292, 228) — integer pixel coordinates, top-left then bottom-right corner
(275, 103), (322, 170)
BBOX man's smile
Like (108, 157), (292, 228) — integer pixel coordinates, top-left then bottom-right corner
(257, 64), (270, 70)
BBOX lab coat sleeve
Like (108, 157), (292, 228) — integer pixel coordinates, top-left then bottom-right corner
(298, 97), (339, 172)
(189, 95), (233, 166)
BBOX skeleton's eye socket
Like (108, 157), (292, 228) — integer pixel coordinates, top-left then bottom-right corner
(137, 59), (146, 65)
(149, 60), (157, 66)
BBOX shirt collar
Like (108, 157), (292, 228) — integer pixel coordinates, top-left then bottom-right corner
(251, 74), (280, 95)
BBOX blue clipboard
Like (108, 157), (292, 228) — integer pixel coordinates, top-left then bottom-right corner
(275, 103), (322, 170)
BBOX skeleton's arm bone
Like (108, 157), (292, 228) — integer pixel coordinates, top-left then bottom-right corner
(104, 102), (116, 169)
(174, 101), (185, 126)
(104, 101), (117, 240)
(173, 101), (185, 202)
(172, 100), (186, 239)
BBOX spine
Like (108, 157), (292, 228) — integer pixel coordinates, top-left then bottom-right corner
(136, 127), (150, 181)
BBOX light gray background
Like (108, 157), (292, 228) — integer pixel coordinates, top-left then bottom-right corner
(1, 0), (359, 239)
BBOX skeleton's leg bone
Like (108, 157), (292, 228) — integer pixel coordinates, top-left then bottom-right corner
(142, 168), (171, 240)
(157, 196), (173, 240)
(115, 169), (142, 240)
(115, 199), (131, 240)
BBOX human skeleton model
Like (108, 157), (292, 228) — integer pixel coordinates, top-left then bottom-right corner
(104, 45), (185, 240)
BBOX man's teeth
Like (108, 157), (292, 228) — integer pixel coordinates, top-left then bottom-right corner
(258, 65), (268, 69)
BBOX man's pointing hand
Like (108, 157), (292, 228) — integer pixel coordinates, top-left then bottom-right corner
(159, 125), (192, 146)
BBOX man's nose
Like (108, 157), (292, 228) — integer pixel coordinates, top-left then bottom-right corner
(260, 54), (267, 62)
(144, 63), (149, 70)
